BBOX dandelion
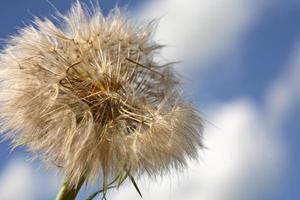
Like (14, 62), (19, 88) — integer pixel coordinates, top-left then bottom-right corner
(0, 1), (203, 199)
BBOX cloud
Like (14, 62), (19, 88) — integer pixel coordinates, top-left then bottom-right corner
(0, 157), (61, 200)
(136, 0), (268, 75)
(265, 39), (300, 127)
(110, 99), (283, 200)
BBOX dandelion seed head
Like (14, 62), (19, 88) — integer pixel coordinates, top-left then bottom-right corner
(0, 2), (203, 188)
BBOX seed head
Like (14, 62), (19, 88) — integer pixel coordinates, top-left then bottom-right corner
(0, 2), (203, 189)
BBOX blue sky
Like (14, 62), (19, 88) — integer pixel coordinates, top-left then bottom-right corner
(0, 0), (299, 200)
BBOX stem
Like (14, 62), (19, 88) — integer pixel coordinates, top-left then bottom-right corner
(56, 177), (85, 200)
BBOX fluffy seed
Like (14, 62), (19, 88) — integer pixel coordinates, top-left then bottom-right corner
(0, 1), (203, 189)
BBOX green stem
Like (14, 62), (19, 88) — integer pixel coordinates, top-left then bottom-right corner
(56, 177), (85, 200)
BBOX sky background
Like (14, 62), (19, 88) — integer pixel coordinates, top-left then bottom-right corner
(0, 0), (299, 200)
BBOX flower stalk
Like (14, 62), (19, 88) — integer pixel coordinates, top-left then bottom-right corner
(56, 178), (85, 200)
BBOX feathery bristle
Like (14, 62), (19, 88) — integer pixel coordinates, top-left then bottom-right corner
(0, 1), (203, 190)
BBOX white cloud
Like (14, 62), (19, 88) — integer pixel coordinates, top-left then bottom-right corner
(136, 0), (268, 75)
(265, 40), (300, 127)
(110, 99), (283, 200)
(0, 157), (61, 200)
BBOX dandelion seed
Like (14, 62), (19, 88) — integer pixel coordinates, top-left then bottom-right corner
(0, 1), (204, 199)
